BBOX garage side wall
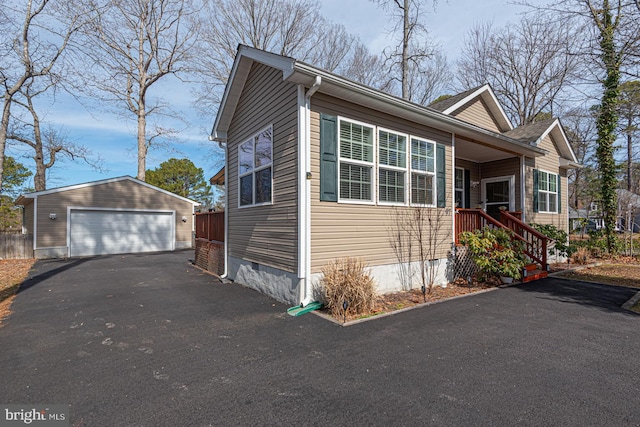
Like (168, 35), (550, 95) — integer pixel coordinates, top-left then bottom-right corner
(35, 180), (194, 257)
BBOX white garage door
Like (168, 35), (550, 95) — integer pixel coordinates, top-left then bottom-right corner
(69, 210), (174, 257)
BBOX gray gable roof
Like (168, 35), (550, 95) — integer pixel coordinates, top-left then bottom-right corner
(428, 86), (485, 112)
(503, 118), (556, 144)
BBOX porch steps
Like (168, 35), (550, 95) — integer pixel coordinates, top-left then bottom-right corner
(522, 264), (548, 283)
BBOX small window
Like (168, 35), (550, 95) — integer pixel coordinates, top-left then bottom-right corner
(338, 119), (374, 202)
(537, 170), (558, 213)
(238, 126), (273, 207)
(455, 167), (465, 208)
(410, 137), (436, 205)
(378, 129), (407, 204)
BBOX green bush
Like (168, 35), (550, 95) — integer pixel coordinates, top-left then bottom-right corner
(529, 223), (573, 258)
(459, 227), (526, 281)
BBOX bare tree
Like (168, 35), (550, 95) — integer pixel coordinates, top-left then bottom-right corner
(80, 0), (200, 181)
(388, 205), (450, 295)
(405, 50), (452, 105)
(388, 207), (415, 291)
(196, 0), (380, 113)
(516, 0), (640, 251)
(7, 80), (102, 191)
(457, 12), (580, 126)
(563, 106), (599, 208)
(0, 0), (85, 192)
(371, 0), (450, 103)
(616, 80), (640, 191)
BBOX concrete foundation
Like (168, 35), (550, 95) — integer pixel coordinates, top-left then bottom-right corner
(227, 255), (300, 305)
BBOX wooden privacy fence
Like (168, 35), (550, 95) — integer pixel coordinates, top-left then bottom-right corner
(195, 212), (224, 242)
(0, 233), (34, 259)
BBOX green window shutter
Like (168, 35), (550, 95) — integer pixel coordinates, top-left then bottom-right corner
(436, 143), (446, 208)
(319, 113), (338, 202)
(464, 169), (471, 209)
(533, 169), (539, 213)
(557, 173), (561, 213)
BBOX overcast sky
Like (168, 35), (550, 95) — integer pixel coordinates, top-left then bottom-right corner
(11, 0), (527, 191)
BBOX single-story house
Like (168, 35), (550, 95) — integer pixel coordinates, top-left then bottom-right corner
(209, 45), (579, 305)
(15, 176), (199, 258)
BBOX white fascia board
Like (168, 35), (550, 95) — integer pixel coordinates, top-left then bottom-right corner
(211, 45), (296, 138)
(19, 176), (199, 206)
(442, 84), (513, 131)
(535, 119), (579, 164)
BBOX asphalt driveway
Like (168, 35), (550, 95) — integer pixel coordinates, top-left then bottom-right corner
(0, 251), (638, 426)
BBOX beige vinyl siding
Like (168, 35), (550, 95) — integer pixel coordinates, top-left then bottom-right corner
(226, 62), (299, 272)
(35, 180), (194, 248)
(480, 157), (522, 212)
(454, 159), (480, 208)
(310, 93), (453, 273)
(524, 134), (568, 231)
(451, 98), (501, 133)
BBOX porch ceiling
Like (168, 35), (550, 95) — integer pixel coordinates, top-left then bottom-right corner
(455, 137), (519, 163)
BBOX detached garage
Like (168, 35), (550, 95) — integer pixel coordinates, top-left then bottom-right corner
(16, 176), (199, 259)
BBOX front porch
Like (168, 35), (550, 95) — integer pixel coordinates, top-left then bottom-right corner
(454, 208), (550, 282)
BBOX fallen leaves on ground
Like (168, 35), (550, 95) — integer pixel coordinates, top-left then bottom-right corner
(559, 263), (640, 289)
(0, 258), (36, 326)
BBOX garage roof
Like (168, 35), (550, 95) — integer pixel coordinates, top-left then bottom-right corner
(15, 176), (200, 206)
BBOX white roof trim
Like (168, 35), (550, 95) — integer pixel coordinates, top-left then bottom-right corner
(441, 84), (513, 131)
(211, 46), (546, 158)
(211, 45), (295, 138)
(17, 176), (200, 205)
(535, 119), (578, 163)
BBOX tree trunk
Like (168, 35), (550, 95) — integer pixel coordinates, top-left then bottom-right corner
(137, 108), (147, 181)
(595, 0), (620, 253)
(627, 123), (633, 191)
(0, 95), (11, 192)
(401, 0), (409, 100)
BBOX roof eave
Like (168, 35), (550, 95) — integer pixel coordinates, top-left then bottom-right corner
(289, 63), (545, 157)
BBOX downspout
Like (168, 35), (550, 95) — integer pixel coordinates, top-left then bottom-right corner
(298, 76), (321, 306)
(209, 135), (228, 278)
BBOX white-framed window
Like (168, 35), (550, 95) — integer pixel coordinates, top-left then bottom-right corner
(537, 169), (557, 213)
(338, 118), (375, 203)
(378, 128), (407, 205)
(410, 137), (436, 206)
(238, 125), (273, 207)
(455, 167), (465, 208)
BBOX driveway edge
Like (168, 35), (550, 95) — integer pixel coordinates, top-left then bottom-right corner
(312, 287), (500, 327)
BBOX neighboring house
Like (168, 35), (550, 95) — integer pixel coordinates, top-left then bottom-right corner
(569, 207), (604, 232)
(209, 45), (579, 305)
(16, 176), (199, 258)
(616, 189), (640, 232)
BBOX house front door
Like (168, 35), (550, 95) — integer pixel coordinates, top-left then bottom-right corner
(482, 176), (515, 220)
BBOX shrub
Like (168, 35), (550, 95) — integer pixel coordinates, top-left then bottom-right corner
(459, 227), (526, 281)
(570, 247), (590, 265)
(530, 223), (573, 258)
(318, 257), (376, 318)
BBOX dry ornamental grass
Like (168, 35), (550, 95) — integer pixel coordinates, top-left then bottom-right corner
(319, 257), (376, 318)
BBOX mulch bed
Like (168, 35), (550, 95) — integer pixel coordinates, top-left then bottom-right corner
(324, 278), (500, 322)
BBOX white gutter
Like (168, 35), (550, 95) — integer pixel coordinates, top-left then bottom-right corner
(298, 76), (321, 306)
(208, 134), (229, 279)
